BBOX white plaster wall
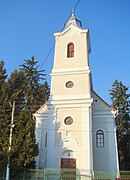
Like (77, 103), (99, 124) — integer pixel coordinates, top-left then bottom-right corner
(53, 26), (90, 69)
(46, 106), (56, 168)
(34, 113), (48, 168)
(93, 115), (113, 171)
(50, 72), (91, 97)
(46, 103), (93, 170)
(46, 24), (94, 170)
(92, 91), (119, 172)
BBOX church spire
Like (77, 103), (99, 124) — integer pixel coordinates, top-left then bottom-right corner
(63, 8), (82, 30)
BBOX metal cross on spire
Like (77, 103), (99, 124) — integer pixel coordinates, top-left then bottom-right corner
(71, 8), (75, 17)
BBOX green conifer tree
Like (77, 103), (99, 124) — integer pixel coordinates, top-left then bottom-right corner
(20, 56), (47, 112)
(39, 80), (50, 103)
(10, 111), (38, 176)
(0, 60), (9, 176)
(110, 80), (130, 170)
(9, 57), (49, 176)
(0, 57), (50, 177)
(0, 60), (7, 90)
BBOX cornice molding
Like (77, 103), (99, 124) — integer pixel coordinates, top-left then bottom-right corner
(51, 68), (90, 76)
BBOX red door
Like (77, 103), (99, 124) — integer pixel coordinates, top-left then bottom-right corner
(61, 158), (76, 180)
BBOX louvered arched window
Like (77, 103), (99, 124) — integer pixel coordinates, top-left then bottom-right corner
(67, 43), (74, 58)
(96, 130), (104, 147)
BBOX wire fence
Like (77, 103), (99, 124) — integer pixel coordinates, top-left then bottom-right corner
(1, 169), (130, 180)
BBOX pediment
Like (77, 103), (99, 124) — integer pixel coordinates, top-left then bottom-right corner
(92, 90), (111, 111)
(54, 25), (88, 38)
(62, 24), (81, 35)
(62, 24), (88, 37)
(35, 103), (48, 114)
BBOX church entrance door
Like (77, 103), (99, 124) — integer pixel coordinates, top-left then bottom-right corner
(61, 158), (76, 180)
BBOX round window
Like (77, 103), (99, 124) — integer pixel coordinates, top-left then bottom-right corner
(66, 81), (74, 88)
(64, 116), (73, 125)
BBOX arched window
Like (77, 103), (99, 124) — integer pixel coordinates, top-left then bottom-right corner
(45, 132), (47, 147)
(67, 43), (74, 58)
(96, 130), (104, 147)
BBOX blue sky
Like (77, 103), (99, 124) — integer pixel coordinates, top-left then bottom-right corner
(0, 0), (130, 104)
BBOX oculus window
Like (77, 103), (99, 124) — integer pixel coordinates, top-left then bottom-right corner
(66, 81), (74, 88)
(64, 116), (73, 125)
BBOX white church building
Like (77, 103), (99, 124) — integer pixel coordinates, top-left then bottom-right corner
(33, 10), (119, 177)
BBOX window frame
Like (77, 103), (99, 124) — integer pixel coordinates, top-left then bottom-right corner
(67, 42), (74, 58)
(65, 81), (74, 88)
(96, 130), (104, 148)
(45, 132), (47, 147)
(64, 116), (74, 125)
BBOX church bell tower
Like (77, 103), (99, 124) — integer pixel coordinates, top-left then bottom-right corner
(46, 9), (94, 171)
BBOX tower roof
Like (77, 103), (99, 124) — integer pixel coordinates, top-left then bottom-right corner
(63, 8), (82, 30)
